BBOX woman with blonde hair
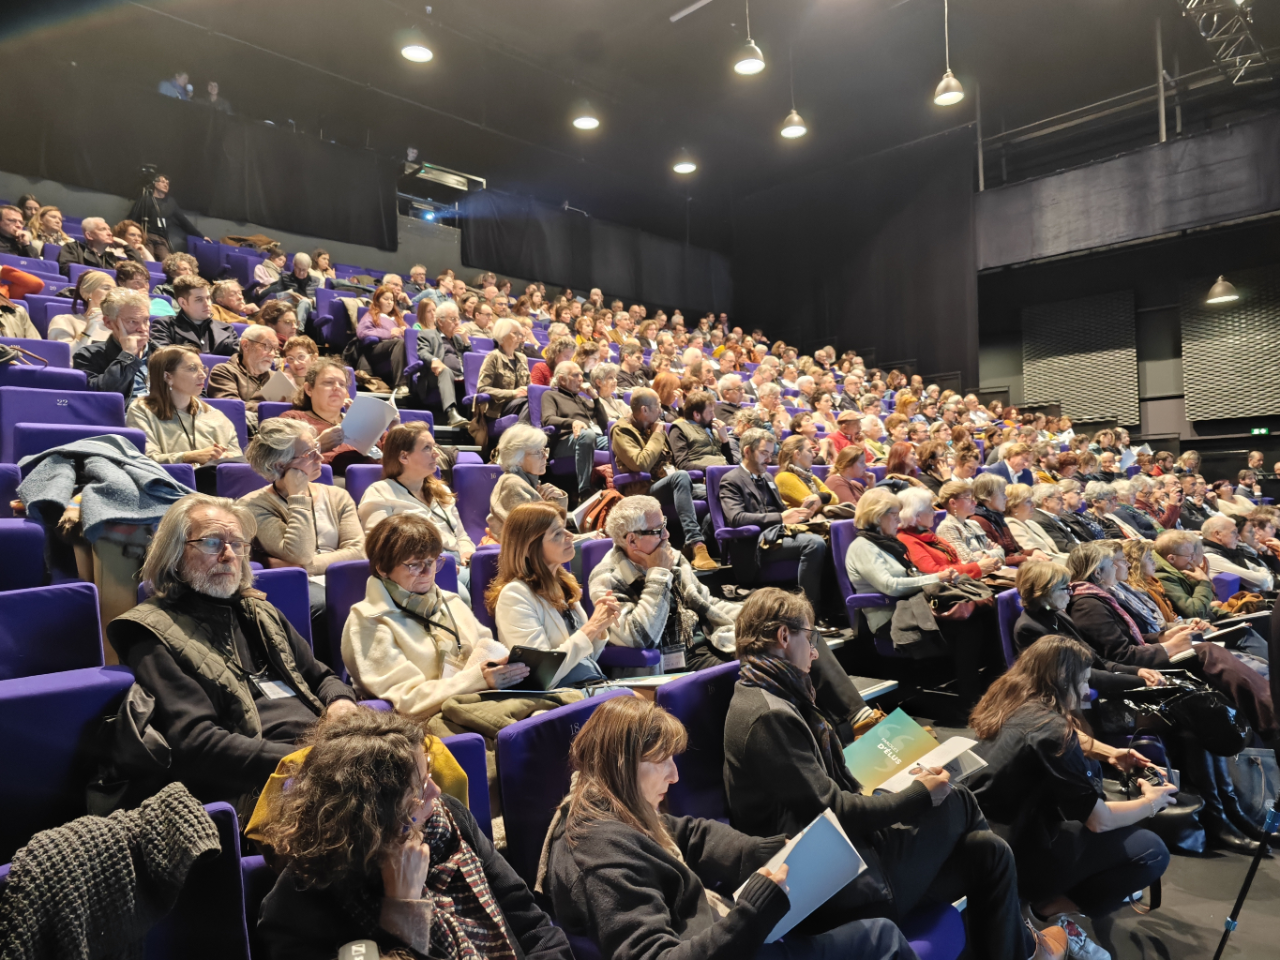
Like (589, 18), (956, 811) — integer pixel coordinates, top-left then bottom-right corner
(1004, 482), (1067, 562)
(487, 502), (620, 687)
(26, 204), (72, 250)
(48, 269), (116, 347)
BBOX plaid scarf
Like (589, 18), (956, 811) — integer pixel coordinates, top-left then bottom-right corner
(739, 655), (859, 793)
(1069, 581), (1146, 646)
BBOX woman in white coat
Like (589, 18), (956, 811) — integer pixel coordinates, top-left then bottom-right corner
(1004, 482), (1068, 562)
(485, 501), (620, 688)
(342, 513), (530, 718)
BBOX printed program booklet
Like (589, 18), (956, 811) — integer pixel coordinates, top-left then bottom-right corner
(842, 708), (986, 795)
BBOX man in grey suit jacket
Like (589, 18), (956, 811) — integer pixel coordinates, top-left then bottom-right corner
(413, 300), (469, 426)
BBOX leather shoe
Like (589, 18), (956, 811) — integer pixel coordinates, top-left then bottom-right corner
(445, 408), (469, 428)
(1206, 817), (1267, 855)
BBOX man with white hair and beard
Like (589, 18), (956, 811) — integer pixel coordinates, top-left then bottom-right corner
(108, 494), (357, 806)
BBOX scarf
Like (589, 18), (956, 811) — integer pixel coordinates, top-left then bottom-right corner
(1140, 575), (1179, 624)
(785, 464), (820, 494)
(513, 467), (542, 492)
(1110, 581), (1164, 634)
(972, 503), (1013, 542)
(859, 527), (916, 572)
(903, 528), (959, 563)
(381, 579), (465, 673)
(739, 654), (858, 792)
(1074, 511), (1106, 540)
(1069, 581), (1146, 646)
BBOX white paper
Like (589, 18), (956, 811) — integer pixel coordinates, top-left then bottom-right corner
(878, 736), (986, 793)
(342, 394), (397, 454)
(1120, 448), (1137, 470)
(259, 369), (297, 403)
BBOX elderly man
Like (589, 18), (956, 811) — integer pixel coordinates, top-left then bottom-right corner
(714, 373), (745, 423)
(208, 324), (278, 428)
(670, 391), (733, 472)
(740, 362), (774, 400)
(272, 253), (320, 328)
(108, 494), (358, 805)
(964, 394), (993, 425)
(1153, 530), (1221, 621)
(719, 428), (832, 627)
(610, 309), (635, 345)
(209, 279), (260, 323)
(830, 408), (865, 455)
(0, 204), (37, 257)
(57, 216), (136, 275)
(541, 361), (609, 503)
(403, 264), (429, 298)
(413, 300), (469, 427)
(1201, 514), (1275, 592)
(74, 288), (152, 400)
(615, 341), (649, 391)
(755, 382), (783, 423)
(151, 275), (240, 355)
(1025, 482), (1085, 554)
(612, 388), (718, 570)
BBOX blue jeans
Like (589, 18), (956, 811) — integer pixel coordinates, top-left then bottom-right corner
(649, 469), (704, 548)
(757, 918), (917, 960)
(762, 532), (827, 609)
(553, 429), (607, 496)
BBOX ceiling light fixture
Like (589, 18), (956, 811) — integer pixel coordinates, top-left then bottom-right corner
(933, 0), (963, 105)
(401, 42), (433, 63)
(571, 101), (600, 130)
(734, 0), (765, 75)
(673, 150), (698, 174)
(780, 45), (806, 138)
(1206, 275), (1240, 304)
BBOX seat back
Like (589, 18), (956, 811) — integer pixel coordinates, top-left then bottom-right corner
(705, 464), (735, 534)
(0, 665), (134, 864)
(995, 588), (1022, 668)
(1211, 572), (1240, 603)
(214, 462), (332, 499)
(528, 384), (550, 429)
(0, 582), (103, 681)
(12, 425), (146, 465)
(0, 385), (126, 461)
(161, 462), (197, 489)
(468, 545), (502, 631)
(0, 519), (45, 590)
(256, 401), (293, 423)
(579, 537), (614, 616)
(0, 463), (20, 517)
(203, 397), (248, 450)
(655, 661), (741, 820)
(0, 365), (88, 391)
(343, 463), (384, 508)
(454, 463), (503, 545)
(66, 264), (115, 289)
(831, 518), (859, 604)
(0, 337), (71, 368)
(463, 351), (485, 398)
(496, 689), (635, 886)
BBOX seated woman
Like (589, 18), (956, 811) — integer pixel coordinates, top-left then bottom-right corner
(487, 501), (620, 688)
(775, 434), (835, 510)
(788, 414), (835, 465)
(533, 336), (577, 386)
(950, 443), (980, 480)
(255, 299), (298, 344)
(915, 440), (950, 494)
(487, 424), (569, 543)
(259, 710), (572, 960)
(652, 371), (681, 423)
(343, 513), (528, 718)
(861, 415), (890, 463)
(49, 268), (116, 347)
(127, 345), (243, 494)
(896, 486), (1000, 580)
(573, 314), (596, 345)
(310, 248), (336, 280)
(1078, 481), (1128, 539)
(877, 441), (924, 492)
(882, 413), (910, 447)
(1003, 482), (1068, 561)
(1088, 428), (1120, 457)
(476, 317), (533, 431)
(541, 695), (919, 960)
(279, 358), (387, 477)
(935, 479), (1006, 566)
(27, 204), (72, 253)
(359, 421), (476, 606)
(968, 635), (1172, 946)
(810, 390), (839, 432)
(591, 362), (630, 421)
(1210, 479), (1256, 518)
(722, 588), (1064, 960)
(242, 418), (365, 622)
(968, 473), (1048, 567)
(826, 443), (868, 505)
(355, 283), (409, 391)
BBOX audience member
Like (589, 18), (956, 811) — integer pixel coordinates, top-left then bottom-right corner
(487, 424), (568, 542)
(669, 390), (733, 472)
(1200, 514), (1275, 591)
(207, 324), (278, 429)
(74, 287), (152, 400)
(355, 283), (409, 392)
(542, 361), (609, 504)
(409, 299), (470, 427)
(28, 205), (73, 252)
(280, 334), (318, 388)
(591, 362), (629, 421)
(209, 279), (259, 323)
(935, 480), (1006, 566)
(48, 268), (116, 347)
(0, 204), (36, 257)
(201, 80), (232, 114)
(57, 216), (134, 274)
(534, 336), (577, 386)
(153, 251), (198, 298)
(151, 275), (240, 355)
(476, 318), (533, 437)
(15, 194), (40, 221)
(774, 434), (834, 510)
(114, 259), (152, 294)
(896, 487), (1000, 580)
(826, 443), (868, 505)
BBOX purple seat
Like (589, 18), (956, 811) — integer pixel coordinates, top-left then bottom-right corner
(0, 582), (103, 680)
(0, 364), (88, 391)
(66, 263), (115, 289)
(214, 462), (332, 499)
(467, 544), (502, 631)
(161, 462), (197, 489)
(0, 385), (126, 462)
(867, 464), (887, 482)
(0, 463), (20, 517)
(496, 688), (636, 886)
(256, 400), (293, 423)
(226, 252), (257, 288)
(654, 661), (741, 820)
(830, 519), (894, 652)
(0, 253), (56, 273)
(0, 519), (45, 590)
(1211, 572), (1240, 603)
(139, 566), (315, 647)
(454, 463), (503, 546)
(0, 337), (71, 368)
(203, 396), (248, 450)
(0, 665), (134, 863)
(579, 536), (614, 616)
(705, 464), (800, 587)
(13, 425), (146, 465)
(995, 588), (1022, 668)
(20, 295), (68, 337)
(343, 463), (383, 507)
(899, 900), (966, 960)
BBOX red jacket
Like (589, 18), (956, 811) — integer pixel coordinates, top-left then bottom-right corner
(531, 361), (553, 386)
(896, 528), (986, 578)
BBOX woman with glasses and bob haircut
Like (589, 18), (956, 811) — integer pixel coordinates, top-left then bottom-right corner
(342, 513), (529, 720)
(539, 695), (919, 960)
(259, 709), (573, 960)
(242, 418), (365, 624)
(127, 344), (243, 494)
(486, 424), (568, 543)
(487, 501), (620, 688)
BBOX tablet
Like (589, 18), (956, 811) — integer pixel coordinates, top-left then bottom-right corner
(506, 646), (568, 691)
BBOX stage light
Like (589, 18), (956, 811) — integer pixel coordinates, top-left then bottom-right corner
(733, 0), (765, 75)
(673, 150), (697, 174)
(1206, 276), (1240, 304)
(401, 43), (433, 63)
(571, 102), (600, 130)
(780, 109), (807, 138)
(933, 0), (963, 106)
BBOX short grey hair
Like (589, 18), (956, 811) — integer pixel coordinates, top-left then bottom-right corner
(590, 362), (619, 388)
(1057, 478), (1081, 495)
(496, 423), (549, 472)
(1030, 483), (1061, 507)
(552, 361), (581, 388)
(491, 317), (523, 345)
(81, 216), (108, 234)
(246, 418), (315, 480)
(141, 493), (256, 599)
(1129, 474), (1153, 494)
(101, 287), (151, 320)
(718, 373), (743, 394)
(796, 375), (815, 389)
(240, 324), (277, 347)
(605, 495), (663, 546)
(291, 252), (312, 272)
(740, 427), (774, 455)
(758, 382), (782, 401)
(972, 472), (1006, 504)
(897, 487), (936, 528)
(1084, 480), (1116, 503)
(436, 299), (460, 320)
(1202, 514), (1236, 540)
(1112, 479), (1134, 502)
(211, 279), (243, 304)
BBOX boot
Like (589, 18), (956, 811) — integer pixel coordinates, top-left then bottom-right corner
(1216, 754), (1279, 844)
(444, 406), (469, 428)
(1184, 744), (1264, 855)
(685, 541), (720, 572)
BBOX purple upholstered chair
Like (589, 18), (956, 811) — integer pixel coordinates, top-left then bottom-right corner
(66, 264), (116, 288)
(203, 396), (248, 450)
(995, 588), (1022, 668)
(705, 464), (801, 588)
(454, 463), (503, 546)
(343, 463), (383, 507)
(13, 426), (146, 466)
(0, 519), (44, 590)
(830, 520), (893, 651)
(0, 582), (103, 680)
(0, 337), (71, 368)
(0, 364), (87, 391)
(654, 660), (740, 820)
(255, 400), (293, 423)
(0, 462), (20, 517)
(462, 351), (520, 443)
(0, 385), (126, 461)
(160, 462), (197, 489)
(467, 544), (502, 632)
(1212, 572), (1240, 603)
(214, 462), (332, 499)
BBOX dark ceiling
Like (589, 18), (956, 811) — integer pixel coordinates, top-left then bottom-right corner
(5, 0), (1280, 253)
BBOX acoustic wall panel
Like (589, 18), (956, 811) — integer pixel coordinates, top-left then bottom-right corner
(1021, 291), (1140, 424)
(1180, 265), (1280, 422)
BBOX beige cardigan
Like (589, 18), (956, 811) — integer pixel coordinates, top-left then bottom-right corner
(126, 398), (243, 464)
(486, 472), (567, 542)
(48, 310), (110, 349)
(240, 481), (365, 575)
(357, 478), (475, 556)
(341, 577), (506, 718)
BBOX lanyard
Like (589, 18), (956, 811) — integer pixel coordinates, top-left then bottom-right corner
(176, 408), (199, 451)
(392, 478), (457, 534)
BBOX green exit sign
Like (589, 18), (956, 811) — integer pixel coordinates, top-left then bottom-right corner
(1251, 427), (1270, 435)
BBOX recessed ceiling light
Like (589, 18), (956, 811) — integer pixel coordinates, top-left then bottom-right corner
(571, 101), (600, 130)
(401, 43), (433, 63)
(673, 150), (698, 174)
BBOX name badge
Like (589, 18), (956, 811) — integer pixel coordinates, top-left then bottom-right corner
(661, 643), (687, 672)
(255, 678), (298, 700)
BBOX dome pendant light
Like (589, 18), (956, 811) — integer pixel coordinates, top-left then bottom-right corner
(1206, 275), (1240, 304)
(399, 28), (433, 63)
(672, 149), (698, 175)
(571, 101), (600, 130)
(733, 0), (765, 75)
(780, 45), (807, 138)
(933, 0), (964, 105)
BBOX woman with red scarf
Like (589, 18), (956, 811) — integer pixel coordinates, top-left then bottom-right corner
(895, 487), (1002, 579)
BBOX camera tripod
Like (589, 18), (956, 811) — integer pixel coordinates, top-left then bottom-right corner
(1211, 803), (1279, 959)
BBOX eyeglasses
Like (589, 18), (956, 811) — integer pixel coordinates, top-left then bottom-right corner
(291, 444), (322, 462)
(633, 519), (669, 538)
(186, 537), (252, 556)
(401, 556), (448, 576)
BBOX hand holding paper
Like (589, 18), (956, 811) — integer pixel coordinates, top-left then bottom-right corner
(342, 394), (398, 454)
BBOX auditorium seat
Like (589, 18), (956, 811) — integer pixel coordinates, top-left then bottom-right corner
(0, 385), (126, 461)
(654, 660), (740, 820)
(0, 519), (44, 591)
(1211, 572), (1240, 603)
(203, 396), (249, 449)
(0, 336), (71, 368)
(466, 544), (501, 631)
(161, 461), (198, 489)
(343, 462), (382, 506)
(12, 424), (147, 464)
(995, 588), (1022, 668)
(705, 464), (801, 589)
(454, 463), (503, 545)
(0, 462), (19, 516)
(0, 364), (88, 391)
(579, 536), (613, 616)
(214, 461), (332, 499)
(0, 582), (103, 680)
(66, 263), (115, 288)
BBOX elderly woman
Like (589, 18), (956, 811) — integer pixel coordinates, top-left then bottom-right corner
(359, 421), (476, 605)
(826, 443), (868, 505)
(534, 336), (577, 386)
(591, 361), (629, 421)
(1077, 481), (1127, 539)
(487, 423), (568, 542)
(896, 486), (1000, 579)
(966, 473), (1048, 567)
(242, 418), (365, 620)
(935, 479), (1006, 566)
(862, 415), (890, 462)
(279, 358), (390, 477)
(342, 513), (528, 718)
(1003, 483), (1067, 561)
(259, 710), (572, 959)
(476, 317), (532, 430)
(487, 502), (621, 687)
(48, 269), (116, 347)
(774, 434), (835, 511)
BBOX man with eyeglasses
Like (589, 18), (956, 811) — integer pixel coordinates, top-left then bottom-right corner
(208, 325), (279, 432)
(108, 493), (357, 807)
(1026, 482), (1086, 554)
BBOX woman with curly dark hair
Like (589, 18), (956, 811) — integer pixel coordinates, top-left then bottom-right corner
(259, 709), (573, 960)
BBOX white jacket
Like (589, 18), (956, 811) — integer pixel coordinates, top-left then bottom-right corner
(1007, 516), (1066, 562)
(341, 577), (506, 718)
(357, 478), (476, 557)
(493, 579), (603, 688)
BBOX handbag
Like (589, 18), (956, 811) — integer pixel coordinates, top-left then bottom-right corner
(1094, 670), (1247, 757)
(922, 574), (993, 621)
(85, 682), (173, 815)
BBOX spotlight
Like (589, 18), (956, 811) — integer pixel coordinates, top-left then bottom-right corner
(780, 109), (807, 138)
(1206, 276), (1240, 304)
(401, 43), (433, 63)
(672, 150), (697, 174)
(571, 101), (600, 130)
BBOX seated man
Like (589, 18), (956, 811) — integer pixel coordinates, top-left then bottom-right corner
(1111, 479), (1161, 539)
(74, 287), (151, 400)
(714, 373), (746, 423)
(1201, 514), (1275, 592)
(612, 388), (718, 570)
(402, 263), (429, 298)
(670, 390), (733, 472)
(57, 216), (136, 274)
(208, 324), (278, 431)
(108, 493), (357, 805)
(412, 299), (469, 427)
(1026, 482), (1085, 554)
(719, 428), (831, 625)
(0, 204), (37, 257)
(830, 408), (864, 455)
(209, 279), (260, 323)
(268, 253), (320, 329)
(151, 275), (240, 355)
(987, 441), (1034, 485)
(541, 361), (609, 504)
(615, 340), (649, 391)
(459, 301), (495, 339)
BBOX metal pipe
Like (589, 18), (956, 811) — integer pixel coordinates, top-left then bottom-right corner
(976, 82), (985, 192)
(1157, 18), (1168, 143)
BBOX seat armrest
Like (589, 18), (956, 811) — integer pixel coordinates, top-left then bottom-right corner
(716, 524), (762, 540)
(846, 592), (893, 609)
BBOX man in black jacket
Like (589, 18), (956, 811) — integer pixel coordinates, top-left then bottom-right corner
(412, 300), (469, 426)
(74, 288), (151, 400)
(57, 217), (137, 275)
(151, 275), (240, 356)
(615, 341), (649, 391)
(108, 495), (357, 806)
(713, 373), (746, 423)
(541, 362), (609, 502)
(1027, 483), (1085, 554)
(128, 174), (209, 258)
(0, 205), (36, 257)
(1057, 480), (1103, 544)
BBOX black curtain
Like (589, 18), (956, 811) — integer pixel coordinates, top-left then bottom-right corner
(458, 189), (731, 313)
(731, 126), (978, 385)
(0, 76), (399, 250)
